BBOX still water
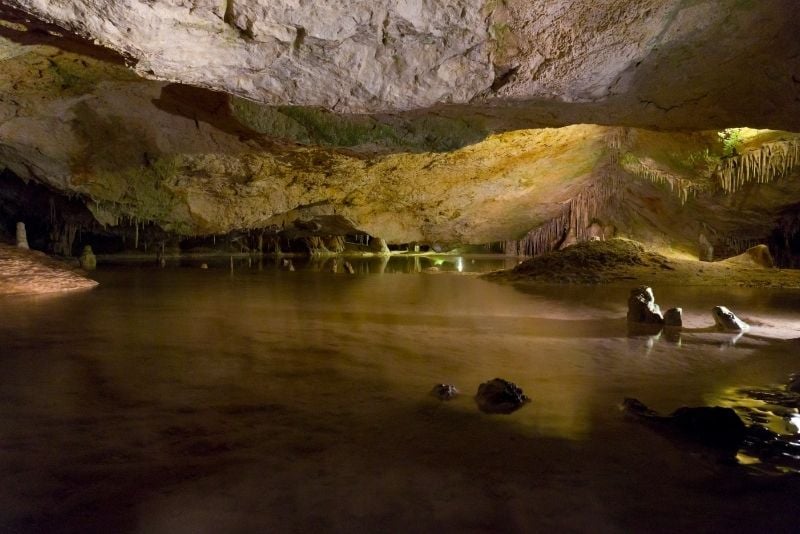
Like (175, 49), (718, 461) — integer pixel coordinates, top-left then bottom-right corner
(2, 257), (800, 533)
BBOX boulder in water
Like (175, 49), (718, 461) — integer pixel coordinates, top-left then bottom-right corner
(431, 384), (459, 400)
(623, 398), (747, 450)
(475, 378), (530, 414)
(712, 306), (749, 332)
(627, 286), (664, 325)
(664, 307), (682, 328)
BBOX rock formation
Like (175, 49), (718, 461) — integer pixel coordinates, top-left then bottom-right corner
(0, 2), (800, 261)
(627, 286), (664, 325)
(475, 378), (529, 414)
(712, 306), (750, 333)
(4, 1), (799, 130)
(15, 221), (28, 249)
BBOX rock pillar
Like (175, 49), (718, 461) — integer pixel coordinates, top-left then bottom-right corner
(16, 222), (29, 249)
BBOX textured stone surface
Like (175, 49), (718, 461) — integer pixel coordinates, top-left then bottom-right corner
(2, 18), (800, 250)
(3, 0), (800, 130)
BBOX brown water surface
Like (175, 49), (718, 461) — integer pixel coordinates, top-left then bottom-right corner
(1, 259), (800, 533)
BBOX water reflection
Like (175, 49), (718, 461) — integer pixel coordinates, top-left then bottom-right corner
(1, 270), (800, 531)
(164, 254), (519, 274)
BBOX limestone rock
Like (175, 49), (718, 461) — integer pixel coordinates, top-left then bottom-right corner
(15, 221), (28, 249)
(663, 307), (682, 328)
(5, 0), (799, 130)
(475, 378), (529, 414)
(745, 245), (774, 268)
(368, 237), (390, 255)
(711, 306), (749, 333)
(626, 286), (664, 325)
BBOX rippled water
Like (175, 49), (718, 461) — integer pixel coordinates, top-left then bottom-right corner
(2, 258), (800, 533)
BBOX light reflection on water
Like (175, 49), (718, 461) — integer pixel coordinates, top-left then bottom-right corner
(1, 263), (800, 532)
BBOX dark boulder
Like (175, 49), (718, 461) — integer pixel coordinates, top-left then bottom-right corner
(623, 397), (746, 450)
(669, 406), (747, 449)
(475, 378), (530, 414)
(664, 307), (682, 328)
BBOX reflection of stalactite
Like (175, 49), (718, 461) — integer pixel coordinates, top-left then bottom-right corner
(624, 160), (694, 204)
(716, 140), (800, 193)
(503, 172), (622, 256)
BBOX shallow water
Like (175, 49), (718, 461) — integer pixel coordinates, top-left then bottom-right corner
(2, 259), (800, 533)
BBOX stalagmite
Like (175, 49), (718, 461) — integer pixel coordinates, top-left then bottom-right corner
(16, 222), (29, 249)
(79, 245), (97, 270)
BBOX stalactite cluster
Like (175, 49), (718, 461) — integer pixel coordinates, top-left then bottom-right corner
(503, 172), (623, 256)
(623, 160), (694, 205)
(716, 140), (800, 193)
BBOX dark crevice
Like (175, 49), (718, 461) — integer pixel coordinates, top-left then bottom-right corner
(490, 65), (519, 92)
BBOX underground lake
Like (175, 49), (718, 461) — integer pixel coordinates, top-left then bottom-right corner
(1, 260), (800, 533)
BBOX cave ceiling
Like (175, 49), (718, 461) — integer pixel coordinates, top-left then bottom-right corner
(0, 1), (799, 249)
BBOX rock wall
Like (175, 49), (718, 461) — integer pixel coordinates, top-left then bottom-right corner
(4, 0), (799, 130)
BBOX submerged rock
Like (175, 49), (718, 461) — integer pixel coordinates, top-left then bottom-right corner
(623, 398), (747, 450)
(664, 307), (683, 328)
(431, 384), (459, 401)
(475, 378), (530, 414)
(712, 306), (749, 332)
(79, 245), (97, 271)
(627, 286), (664, 325)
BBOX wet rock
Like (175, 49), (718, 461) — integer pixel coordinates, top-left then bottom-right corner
(200, 263), (209, 269)
(663, 307), (682, 328)
(431, 384), (459, 401)
(16, 222), (29, 249)
(623, 398), (747, 449)
(626, 286), (664, 325)
(475, 378), (530, 414)
(712, 306), (749, 332)
(368, 237), (390, 255)
(78, 245), (97, 271)
(669, 406), (747, 449)
(745, 244), (774, 268)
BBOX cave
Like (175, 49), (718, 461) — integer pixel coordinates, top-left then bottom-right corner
(1, 1), (800, 533)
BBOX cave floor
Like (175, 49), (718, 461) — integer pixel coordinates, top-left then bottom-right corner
(1, 263), (799, 533)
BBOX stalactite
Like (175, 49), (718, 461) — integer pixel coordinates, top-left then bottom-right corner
(504, 171), (624, 257)
(716, 139), (800, 194)
(134, 219), (139, 249)
(623, 160), (694, 205)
